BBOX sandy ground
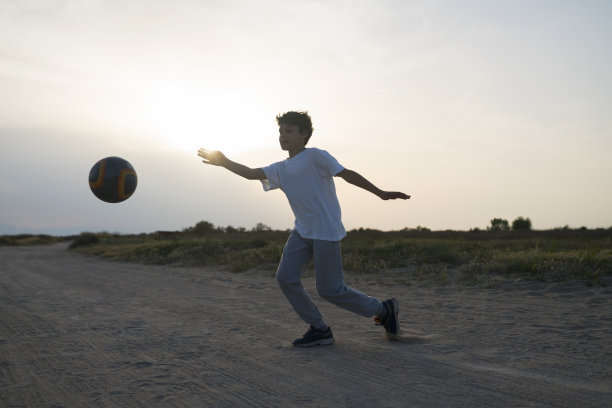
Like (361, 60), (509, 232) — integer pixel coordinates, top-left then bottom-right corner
(1, 244), (611, 408)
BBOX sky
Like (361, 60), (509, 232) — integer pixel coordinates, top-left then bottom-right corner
(1, 0), (611, 235)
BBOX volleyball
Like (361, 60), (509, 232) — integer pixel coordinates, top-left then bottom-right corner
(88, 156), (138, 203)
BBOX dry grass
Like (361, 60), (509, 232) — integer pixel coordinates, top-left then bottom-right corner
(62, 226), (612, 286)
(0, 234), (65, 246)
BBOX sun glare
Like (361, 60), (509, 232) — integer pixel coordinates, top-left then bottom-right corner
(117, 78), (272, 155)
(103, 76), (276, 154)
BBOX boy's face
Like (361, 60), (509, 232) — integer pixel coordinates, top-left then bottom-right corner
(278, 123), (307, 153)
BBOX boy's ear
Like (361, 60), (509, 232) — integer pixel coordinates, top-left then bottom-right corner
(300, 129), (311, 146)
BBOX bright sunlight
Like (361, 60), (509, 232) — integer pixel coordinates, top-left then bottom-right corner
(127, 78), (274, 154)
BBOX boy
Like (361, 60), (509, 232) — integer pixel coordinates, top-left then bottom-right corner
(198, 111), (410, 347)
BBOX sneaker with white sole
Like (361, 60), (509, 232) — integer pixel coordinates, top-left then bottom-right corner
(292, 325), (334, 347)
(374, 298), (400, 335)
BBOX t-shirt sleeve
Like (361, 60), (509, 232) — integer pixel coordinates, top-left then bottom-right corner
(260, 162), (281, 191)
(314, 149), (344, 177)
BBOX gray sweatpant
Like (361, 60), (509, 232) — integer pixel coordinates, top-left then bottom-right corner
(276, 230), (383, 329)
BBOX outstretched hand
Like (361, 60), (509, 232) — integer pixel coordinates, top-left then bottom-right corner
(379, 191), (411, 201)
(198, 148), (227, 166)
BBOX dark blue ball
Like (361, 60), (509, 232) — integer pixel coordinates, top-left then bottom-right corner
(89, 156), (138, 203)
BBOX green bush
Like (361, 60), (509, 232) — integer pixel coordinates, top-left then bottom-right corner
(490, 218), (509, 231)
(69, 233), (100, 248)
(512, 217), (532, 231)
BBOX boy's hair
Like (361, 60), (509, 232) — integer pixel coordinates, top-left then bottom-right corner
(276, 111), (314, 145)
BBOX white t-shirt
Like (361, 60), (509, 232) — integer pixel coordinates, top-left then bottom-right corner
(261, 148), (346, 241)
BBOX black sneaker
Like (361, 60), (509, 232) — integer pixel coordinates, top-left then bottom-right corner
(292, 325), (334, 347)
(374, 298), (400, 335)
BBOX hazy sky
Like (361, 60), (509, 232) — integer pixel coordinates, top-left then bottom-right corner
(1, 0), (611, 235)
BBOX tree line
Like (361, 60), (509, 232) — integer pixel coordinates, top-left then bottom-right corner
(489, 216), (532, 231)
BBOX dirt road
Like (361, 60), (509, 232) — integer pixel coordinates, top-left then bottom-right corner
(1, 244), (610, 407)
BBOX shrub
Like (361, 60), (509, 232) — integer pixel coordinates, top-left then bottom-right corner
(69, 233), (100, 248)
(188, 221), (216, 236)
(252, 222), (272, 232)
(489, 218), (509, 231)
(512, 216), (532, 231)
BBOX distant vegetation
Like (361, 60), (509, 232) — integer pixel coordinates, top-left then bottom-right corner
(487, 217), (532, 231)
(0, 234), (66, 246)
(3, 220), (611, 287)
(64, 221), (612, 287)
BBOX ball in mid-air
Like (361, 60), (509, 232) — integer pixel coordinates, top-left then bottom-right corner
(88, 156), (138, 203)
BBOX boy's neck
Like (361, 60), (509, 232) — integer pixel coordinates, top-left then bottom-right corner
(288, 146), (306, 158)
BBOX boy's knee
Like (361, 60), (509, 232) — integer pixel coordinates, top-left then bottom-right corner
(275, 271), (286, 286)
(316, 282), (344, 300)
(276, 269), (298, 287)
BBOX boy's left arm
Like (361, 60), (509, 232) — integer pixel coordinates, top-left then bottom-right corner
(335, 169), (410, 200)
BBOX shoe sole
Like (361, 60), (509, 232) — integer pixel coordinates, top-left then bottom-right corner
(293, 337), (335, 347)
(388, 297), (400, 335)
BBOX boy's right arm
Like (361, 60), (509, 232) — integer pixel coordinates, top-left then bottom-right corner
(197, 148), (266, 180)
